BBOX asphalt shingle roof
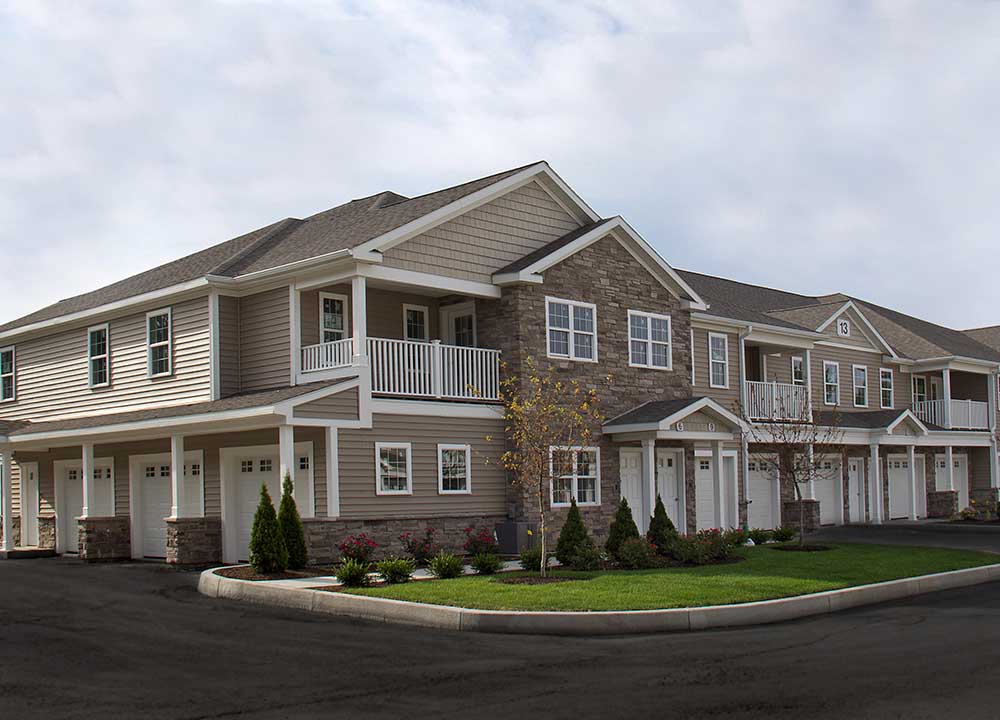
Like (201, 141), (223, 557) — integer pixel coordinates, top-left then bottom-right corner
(604, 398), (706, 427)
(494, 218), (615, 275)
(964, 325), (1000, 352)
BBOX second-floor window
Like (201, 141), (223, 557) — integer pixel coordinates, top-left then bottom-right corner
(791, 357), (805, 385)
(437, 444), (471, 494)
(853, 365), (868, 407)
(708, 333), (729, 388)
(824, 361), (840, 405)
(320, 293), (348, 343)
(88, 324), (110, 388)
(880, 368), (894, 409)
(546, 297), (596, 362)
(912, 375), (927, 404)
(0, 346), (14, 402)
(147, 308), (172, 378)
(403, 304), (429, 342)
(628, 310), (671, 370)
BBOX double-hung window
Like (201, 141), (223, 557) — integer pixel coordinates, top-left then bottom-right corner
(879, 368), (894, 409)
(912, 375), (927, 404)
(550, 447), (600, 507)
(437, 444), (471, 494)
(88, 324), (110, 388)
(823, 361), (840, 405)
(0, 346), (14, 402)
(319, 293), (348, 343)
(546, 297), (596, 362)
(628, 310), (671, 369)
(853, 365), (868, 407)
(403, 304), (428, 342)
(375, 442), (412, 495)
(708, 333), (729, 388)
(147, 308), (172, 378)
(791, 357), (805, 386)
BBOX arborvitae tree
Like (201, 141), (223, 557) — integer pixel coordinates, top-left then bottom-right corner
(646, 494), (678, 553)
(250, 483), (288, 574)
(278, 472), (308, 570)
(555, 498), (595, 565)
(605, 497), (640, 560)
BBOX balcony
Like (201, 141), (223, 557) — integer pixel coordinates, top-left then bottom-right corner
(913, 399), (989, 430)
(300, 337), (501, 402)
(745, 380), (807, 421)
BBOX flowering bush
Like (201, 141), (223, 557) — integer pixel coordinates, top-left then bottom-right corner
(338, 533), (378, 565)
(399, 527), (441, 565)
(670, 529), (735, 565)
(616, 537), (659, 569)
(463, 526), (500, 556)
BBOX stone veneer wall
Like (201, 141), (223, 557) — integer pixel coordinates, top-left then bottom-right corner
(166, 518), (222, 565)
(971, 488), (999, 518)
(78, 517), (130, 561)
(0, 516), (21, 547)
(927, 490), (958, 518)
(38, 517), (56, 549)
(304, 515), (508, 565)
(781, 499), (820, 532)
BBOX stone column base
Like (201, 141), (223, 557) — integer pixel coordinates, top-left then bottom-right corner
(0, 516), (21, 548)
(38, 517), (57, 549)
(927, 490), (958, 518)
(79, 516), (131, 562)
(781, 499), (820, 532)
(971, 489), (999, 519)
(166, 517), (222, 565)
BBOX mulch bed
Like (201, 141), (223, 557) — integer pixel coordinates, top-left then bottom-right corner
(494, 576), (591, 585)
(769, 544), (833, 553)
(215, 566), (333, 581)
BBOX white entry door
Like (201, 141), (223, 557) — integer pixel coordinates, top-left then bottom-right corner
(20, 462), (39, 547)
(236, 453), (281, 563)
(619, 449), (644, 532)
(887, 455), (913, 520)
(747, 458), (777, 530)
(695, 457), (716, 531)
(815, 456), (842, 526)
(655, 450), (682, 530)
(141, 463), (172, 559)
(847, 458), (864, 523)
(60, 469), (83, 554)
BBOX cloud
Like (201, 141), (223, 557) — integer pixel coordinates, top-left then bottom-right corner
(2, 0), (999, 328)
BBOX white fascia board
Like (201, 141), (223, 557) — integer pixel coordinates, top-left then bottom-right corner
(370, 398), (504, 419)
(208, 249), (354, 287)
(534, 165), (601, 224)
(604, 398), (742, 435)
(359, 265), (501, 298)
(692, 312), (821, 343)
(884, 410), (929, 436)
(911, 356), (1000, 374)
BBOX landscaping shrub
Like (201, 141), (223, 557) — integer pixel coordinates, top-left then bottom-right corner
(772, 526), (796, 542)
(277, 473), (308, 570)
(519, 545), (544, 572)
(399, 527), (441, 565)
(616, 537), (659, 570)
(697, 529), (735, 561)
(428, 551), (465, 579)
(471, 552), (504, 575)
(338, 533), (378, 565)
(723, 527), (749, 547)
(337, 558), (371, 587)
(555, 498), (596, 565)
(605, 497), (640, 561)
(646, 494), (678, 554)
(748, 528), (773, 545)
(249, 484), (288, 574)
(376, 557), (415, 584)
(568, 543), (603, 571)
(669, 535), (707, 565)
(463, 526), (500, 556)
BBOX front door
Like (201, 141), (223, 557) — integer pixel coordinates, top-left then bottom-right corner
(619, 449), (644, 532)
(655, 450), (682, 530)
(20, 462), (39, 547)
(440, 302), (476, 347)
(815, 457), (842, 526)
(929, 377), (944, 401)
(847, 459), (864, 523)
(60, 468), (83, 554)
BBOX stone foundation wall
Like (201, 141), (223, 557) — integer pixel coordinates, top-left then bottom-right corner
(38, 517), (56, 549)
(971, 488), (999, 519)
(0, 516), (21, 547)
(79, 517), (131, 562)
(166, 518), (222, 565)
(927, 491), (958, 518)
(781, 499), (820, 533)
(304, 515), (509, 564)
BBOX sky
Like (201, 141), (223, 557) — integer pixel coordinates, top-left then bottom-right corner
(2, 1), (1000, 329)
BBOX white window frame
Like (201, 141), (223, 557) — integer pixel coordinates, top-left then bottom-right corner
(88, 323), (111, 389)
(879, 367), (894, 409)
(823, 361), (840, 406)
(437, 443), (472, 495)
(836, 318), (851, 337)
(375, 442), (413, 496)
(146, 307), (173, 378)
(545, 296), (598, 363)
(0, 345), (14, 403)
(852, 364), (868, 407)
(549, 446), (601, 508)
(627, 310), (672, 370)
(318, 292), (350, 344)
(912, 375), (927, 404)
(402, 304), (429, 342)
(708, 332), (729, 388)
(791, 356), (805, 386)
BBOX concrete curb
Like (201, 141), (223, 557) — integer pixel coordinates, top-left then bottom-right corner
(197, 563), (1000, 636)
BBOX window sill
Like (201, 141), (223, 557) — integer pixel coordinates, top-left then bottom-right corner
(375, 489), (413, 496)
(552, 501), (601, 509)
(629, 362), (673, 372)
(438, 489), (472, 496)
(547, 353), (598, 364)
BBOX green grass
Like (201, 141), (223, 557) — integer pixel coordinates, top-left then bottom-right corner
(344, 543), (998, 611)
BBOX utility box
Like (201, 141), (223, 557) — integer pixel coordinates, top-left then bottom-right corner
(494, 521), (538, 555)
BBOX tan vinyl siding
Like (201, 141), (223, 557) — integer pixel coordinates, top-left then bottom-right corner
(970, 446), (991, 491)
(820, 307), (884, 351)
(339, 413), (506, 519)
(239, 287), (290, 392)
(382, 181), (581, 283)
(691, 326), (740, 413)
(294, 388), (360, 420)
(300, 285), (441, 345)
(218, 295), (240, 397)
(8, 461), (20, 515)
(766, 346), (905, 412)
(2, 296), (211, 422)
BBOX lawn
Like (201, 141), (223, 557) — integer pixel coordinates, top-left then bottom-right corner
(344, 543), (998, 611)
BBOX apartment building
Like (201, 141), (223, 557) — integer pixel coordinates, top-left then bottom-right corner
(1, 162), (998, 563)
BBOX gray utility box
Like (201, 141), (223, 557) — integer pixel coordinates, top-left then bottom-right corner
(494, 521), (539, 555)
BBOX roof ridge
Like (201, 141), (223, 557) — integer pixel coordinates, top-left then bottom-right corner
(207, 218), (303, 277)
(386, 161), (545, 208)
(675, 268), (820, 303)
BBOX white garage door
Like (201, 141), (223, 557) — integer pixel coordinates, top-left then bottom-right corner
(815, 457), (842, 526)
(59, 462), (114, 554)
(236, 454), (281, 563)
(61, 469), (84, 554)
(935, 454), (970, 511)
(887, 456), (913, 520)
(747, 459), (776, 530)
(695, 457), (716, 531)
(141, 463), (172, 558)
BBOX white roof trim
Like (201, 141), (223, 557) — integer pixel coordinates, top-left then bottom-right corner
(884, 409), (929, 436)
(603, 397), (742, 434)
(814, 300), (898, 359)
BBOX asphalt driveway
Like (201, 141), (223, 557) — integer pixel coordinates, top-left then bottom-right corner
(3, 525), (1000, 720)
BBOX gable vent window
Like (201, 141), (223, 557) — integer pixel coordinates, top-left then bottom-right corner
(88, 324), (110, 388)
(546, 297), (597, 362)
(146, 308), (173, 378)
(0, 346), (14, 402)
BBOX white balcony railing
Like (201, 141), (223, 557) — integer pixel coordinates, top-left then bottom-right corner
(368, 338), (501, 401)
(301, 338), (355, 373)
(746, 380), (807, 421)
(914, 398), (989, 429)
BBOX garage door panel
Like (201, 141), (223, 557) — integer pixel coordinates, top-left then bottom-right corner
(887, 457), (913, 520)
(236, 454), (281, 563)
(695, 458), (715, 531)
(816, 458), (841, 526)
(747, 460), (775, 530)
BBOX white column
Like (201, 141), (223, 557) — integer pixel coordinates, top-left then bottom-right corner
(806, 443), (816, 499)
(289, 287), (302, 386)
(1, 451), (13, 551)
(712, 440), (724, 528)
(351, 275), (368, 366)
(279, 424), (295, 491)
(989, 374), (999, 490)
(738, 333), (748, 414)
(641, 438), (655, 533)
(804, 348), (813, 421)
(169, 434), (186, 519)
(942, 368), (952, 428)
(907, 445), (917, 520)
(945, 445), (954, 491)
(326, 426), (340, 519)
(740, 436), (750, 532)
(81, 443), (95, 518)
(869, 443), (881, 524)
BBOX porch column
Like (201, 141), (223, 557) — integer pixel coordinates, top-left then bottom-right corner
(738, 333), (748, 414)
(868, 443), (882, 524)
(989, 374), (999, 489)
(942, 368), (952, 428)
(289, 287), (301, 385)
(641, 438), (655, 530)
(326, 426), (340, 519)
(740, 436), (750, 532)
(351, 275), (367, 366)
(806, 443), (816, 499)
(712, 440), (724, 528)
(804, 348), (813, 421)
(279, 423), (296, 488)
(1, 450), (13, 551)
(907, 445), (917, 520)
(169, 434), (187, 519)
(80, 443), (95, 518)
(945, 445), (954, 491)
